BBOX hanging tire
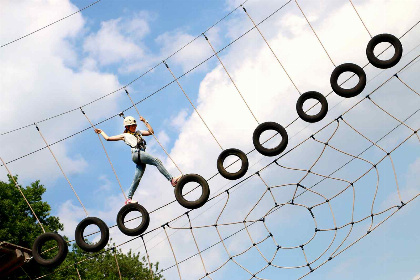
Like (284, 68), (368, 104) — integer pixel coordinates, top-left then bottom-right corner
(366, 33), (402, 69)
(75, 217), (109, 252)
(175, 174), (210, 209)
(32, 232), (68, 267)
(117, 203), (150, 236)
(217, 148), (249, 180)
(253, 122), (288, 157)
(330, 63), (366, 98)
(296, 91), (328, 123)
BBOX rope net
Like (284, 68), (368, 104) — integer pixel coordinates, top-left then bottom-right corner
(32, 54), (419, 279)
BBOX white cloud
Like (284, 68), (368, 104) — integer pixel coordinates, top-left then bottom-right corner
(0, 1), (123, 184)
(83, 11), (153, 68)
(156, 27), (220, 72)
(170, 109), (189, 130)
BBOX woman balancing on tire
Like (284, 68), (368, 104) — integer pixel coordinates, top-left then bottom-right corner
(95, 116), (181, 205)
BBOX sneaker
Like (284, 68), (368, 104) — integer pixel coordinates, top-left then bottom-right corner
(125, 199), (138, 205)
(171, 175), (182, 187)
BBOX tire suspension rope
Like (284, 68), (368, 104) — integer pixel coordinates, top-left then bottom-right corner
(80, 108), (128, 201)
(124, 88), (183, 175)
(242, 3), (302, 95)
(35, 124), (89, 217)
(141, 236), (154, 278)
(186, 212), (212, 279)
(395, 73), (419, 96)
(294, 0), (336, 67)
(0, 157), (46, 233)
(348, 0), (373, 38)
(75, 264), (82, 280)
(163, 224), (182, 280)
(164, 61), (224, 150)
(112, 247), (123, 280)
(203, 33), (260, 124)
(34, 124), (111, 266)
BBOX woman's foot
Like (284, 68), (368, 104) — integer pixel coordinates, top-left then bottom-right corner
(171, 175), (182, 187)
(125, 199), (138, 205)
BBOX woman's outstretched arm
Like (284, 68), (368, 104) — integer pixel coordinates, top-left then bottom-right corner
(139, 116), (154, 136)
(94, 129), (124, 141)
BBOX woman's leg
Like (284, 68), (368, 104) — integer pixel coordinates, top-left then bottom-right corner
(140, 151), (173, 181)
(127, 163), (146, 199)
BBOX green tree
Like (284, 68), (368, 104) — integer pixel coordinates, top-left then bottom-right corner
(0, 175), (163, 279)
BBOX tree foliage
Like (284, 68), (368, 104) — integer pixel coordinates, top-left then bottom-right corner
(0, 175), (163, 279)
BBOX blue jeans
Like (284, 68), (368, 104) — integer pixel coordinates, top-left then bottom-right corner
(127, 148), (173, 199)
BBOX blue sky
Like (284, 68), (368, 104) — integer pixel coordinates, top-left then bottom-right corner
(0, 0), (419, 279)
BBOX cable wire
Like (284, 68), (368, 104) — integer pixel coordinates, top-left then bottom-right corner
(1, 0), (102, 48)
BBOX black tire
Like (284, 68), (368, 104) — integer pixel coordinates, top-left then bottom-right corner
(296, 91), (328, 123)
(253, 122), (288, 157)
(117, 203), (150, 236)
(32, 232), (68, 267)
(366, 33), (402, 69)
(175, 174), (210, 209)
(330, 63), (366, 98)
(75, 217), (109, 252)
(217, 148), (249, 180)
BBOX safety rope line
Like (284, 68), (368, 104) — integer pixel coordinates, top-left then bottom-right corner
(141, 236), (154, 278)
(20, 267), (32, 280)
(164, 61), (224, 150)
(242, 4), (301, 95)
(1, 0), (102, 48)
(124, 88), (183, 175)
(80, 108), (127, 201)
(0, 0), (257, 137)
(395, 74), (419, 96)
(112, 247), (123, 280)
(35, 124), (89, 217)
(75, 264), (82, 280)
(340, 118), (403, 202)
(366, 95), (417, 132)
(163, 225), (182, 280)
(203, 33), (260, 124)
(0, 157), (46, 233)
(348, 0), (373, 38)
(186, 213), (212, 279)
(294, 0), (336, 67)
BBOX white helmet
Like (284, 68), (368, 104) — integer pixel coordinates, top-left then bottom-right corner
(123, 116), (137, 127)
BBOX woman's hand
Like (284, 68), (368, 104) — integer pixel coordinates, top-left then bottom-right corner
(139, 116), (146, 123)
(94, 128), (102, 134)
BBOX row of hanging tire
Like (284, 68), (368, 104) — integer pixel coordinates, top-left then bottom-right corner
(31, 33), (403, 267)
